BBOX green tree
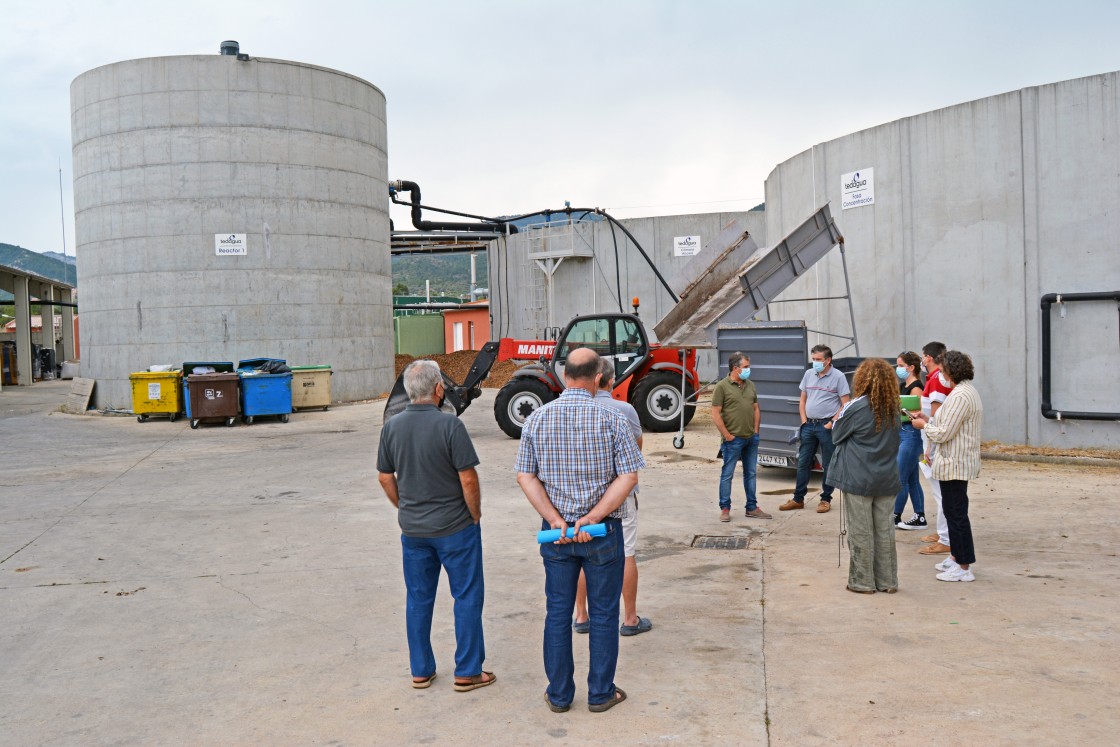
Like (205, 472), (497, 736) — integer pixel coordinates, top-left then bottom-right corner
(391, 281), (410, 295)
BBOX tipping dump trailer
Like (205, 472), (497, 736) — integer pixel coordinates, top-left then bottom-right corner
(652, 204), (851, 467)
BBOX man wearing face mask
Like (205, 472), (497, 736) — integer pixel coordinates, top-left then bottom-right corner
(781, 345), (851, 513)
(712, 352), (768, 521)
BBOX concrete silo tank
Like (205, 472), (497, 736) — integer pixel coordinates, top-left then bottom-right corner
(71, 45), (391, 408)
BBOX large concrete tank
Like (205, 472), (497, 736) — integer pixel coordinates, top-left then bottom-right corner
(71, 44), (391, 408)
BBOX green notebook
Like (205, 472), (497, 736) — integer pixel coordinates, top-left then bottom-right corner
(900, 394), (920, 422)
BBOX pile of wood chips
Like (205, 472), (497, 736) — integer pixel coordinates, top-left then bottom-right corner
(394, 350), (520, 389)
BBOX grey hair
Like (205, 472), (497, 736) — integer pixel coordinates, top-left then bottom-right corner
(728, 352), (749, 370)
(403, 359), (442, 403)
(598, 357), (616, 388)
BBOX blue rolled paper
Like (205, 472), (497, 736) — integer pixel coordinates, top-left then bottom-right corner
(536, 523), (607, 543)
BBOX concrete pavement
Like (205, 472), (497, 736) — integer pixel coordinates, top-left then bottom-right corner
(1, 383), (1117, 745)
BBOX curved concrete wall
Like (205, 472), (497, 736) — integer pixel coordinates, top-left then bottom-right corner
(71, 54), (391, 408)
(762, 71), (1120, 447)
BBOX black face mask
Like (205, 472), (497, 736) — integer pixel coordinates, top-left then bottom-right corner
(437, 384), (446, 410)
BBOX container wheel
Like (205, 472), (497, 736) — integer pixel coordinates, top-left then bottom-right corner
(226, 417), (236, 427)
(137, 414), (147, 423)
(190, 419), (200, 429)
(494, 379), (557, 439)
(323, 406), (329, 411)
(244, 416), (254, 425)
(631, 372), (696, 432)
(673, 435), (685, 449)
(280, 413), (290, 423)
(169, 413), (178, 422)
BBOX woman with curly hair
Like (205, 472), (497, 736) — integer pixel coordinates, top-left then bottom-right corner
(910, 351), (983, 582)
(825, 358), (902, 593)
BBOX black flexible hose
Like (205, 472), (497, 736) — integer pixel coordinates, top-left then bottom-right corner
(502, 206), (679, 303)
(607, 217), (624, 313)
(601, 212), (679, 304)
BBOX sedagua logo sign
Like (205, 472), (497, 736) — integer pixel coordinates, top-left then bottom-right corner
(673, 235), (702, 257)
(214, 234), (247, 255)
(841, 168), (874, 210)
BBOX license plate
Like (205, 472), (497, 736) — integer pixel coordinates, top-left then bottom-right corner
(757, 455), (789, 467)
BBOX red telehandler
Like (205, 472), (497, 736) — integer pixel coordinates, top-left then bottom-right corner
(384, 309), (698, 438)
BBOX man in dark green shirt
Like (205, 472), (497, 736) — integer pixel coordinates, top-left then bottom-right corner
(711, 352), (769, 521)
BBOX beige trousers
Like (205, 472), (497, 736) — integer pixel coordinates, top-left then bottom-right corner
(844, 492), (899, 592)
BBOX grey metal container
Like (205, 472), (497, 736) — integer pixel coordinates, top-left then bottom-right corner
(717, 321), (810, 467)
(71, 50), (391, 407)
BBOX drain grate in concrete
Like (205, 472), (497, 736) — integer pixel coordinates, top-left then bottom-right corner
(691, 535), (751, 550)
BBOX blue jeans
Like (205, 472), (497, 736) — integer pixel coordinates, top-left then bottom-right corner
(401, 522), (485, 679)
(539, 518), (624, 707)
(794, 421), (836, 503)
(719, 434), (760, 511)
(893, 423), (925, 514)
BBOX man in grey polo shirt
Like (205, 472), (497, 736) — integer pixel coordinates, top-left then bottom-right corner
(377, 360), (495, 693)
(780, 344), (851, 514)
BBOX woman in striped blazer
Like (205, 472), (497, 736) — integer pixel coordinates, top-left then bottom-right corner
(909, 351), (983, 582)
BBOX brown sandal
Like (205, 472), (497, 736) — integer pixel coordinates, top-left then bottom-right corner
(454, 671), (496, 692)
(411, 673), (436, 689)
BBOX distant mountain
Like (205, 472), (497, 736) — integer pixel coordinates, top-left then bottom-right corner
(0, 243), (77, 285)
(41, 251), (77, 266)
(392, 253), (489, 298)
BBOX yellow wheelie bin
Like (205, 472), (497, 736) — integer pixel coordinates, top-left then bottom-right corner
(130, 370), (183, 423)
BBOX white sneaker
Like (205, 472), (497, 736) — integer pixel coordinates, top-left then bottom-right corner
(936, 566), (975, 582)
(935, 557), (960, 572)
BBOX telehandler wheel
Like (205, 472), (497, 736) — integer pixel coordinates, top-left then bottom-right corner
(494, 379), (556, 439)
(632, 372), (695, 433)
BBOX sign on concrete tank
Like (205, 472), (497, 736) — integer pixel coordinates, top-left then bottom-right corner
(214, 234), (247, 255)
(674, 235), (702, 257)
(841, 168), (874, 210)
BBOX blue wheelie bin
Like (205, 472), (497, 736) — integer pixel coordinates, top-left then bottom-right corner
(238, 364), (293, 425)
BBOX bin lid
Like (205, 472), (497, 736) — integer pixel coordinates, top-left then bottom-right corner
(290, 365), (332, 371)
(238, 370), (292, 378)
(130, 370), (182, 379)
(183, 361), (235, 375)
(237, 357), (287, 370)
(186, 372), (240, 382)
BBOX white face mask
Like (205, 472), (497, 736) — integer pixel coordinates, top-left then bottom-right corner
(939, 371), (952, 387)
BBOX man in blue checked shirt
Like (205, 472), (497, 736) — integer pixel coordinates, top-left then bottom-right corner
(516, 347), (645, 714)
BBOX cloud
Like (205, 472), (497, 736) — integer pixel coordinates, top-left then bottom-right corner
(2, 0), (1119, 254)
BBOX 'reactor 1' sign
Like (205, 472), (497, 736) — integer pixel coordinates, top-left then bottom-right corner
(215, 234), (247, 255)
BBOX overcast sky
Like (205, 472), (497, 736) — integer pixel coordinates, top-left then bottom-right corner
(2, 0), (1118, 255)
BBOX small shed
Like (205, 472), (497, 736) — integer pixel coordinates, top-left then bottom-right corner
(443, 301), (490, 353)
